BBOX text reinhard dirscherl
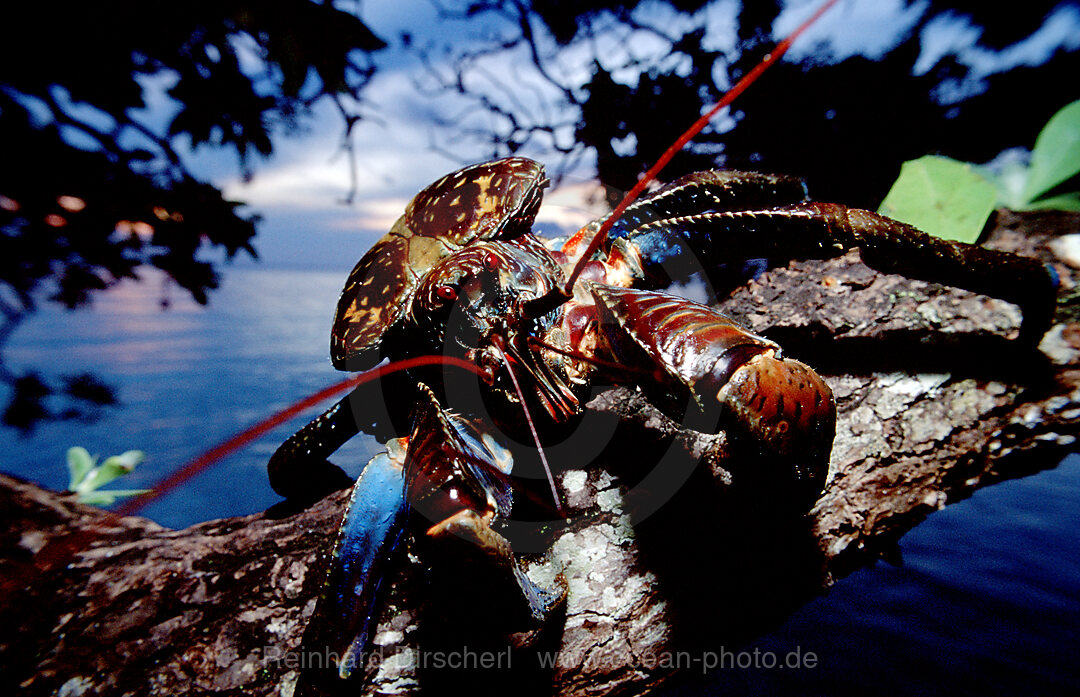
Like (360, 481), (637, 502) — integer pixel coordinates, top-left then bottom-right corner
(262, 644), (819, 674)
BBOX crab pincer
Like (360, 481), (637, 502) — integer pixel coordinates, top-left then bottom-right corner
(294, 384), (561, 694)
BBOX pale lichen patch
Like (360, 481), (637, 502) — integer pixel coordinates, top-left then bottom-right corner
(596, 487), (622, 513)
(562, 470), (588, 494)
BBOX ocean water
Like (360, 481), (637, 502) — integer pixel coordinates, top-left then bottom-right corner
(657, 457), (1080, 696)
(2, 265), (1077, 694)
(0, 266), (384, 525)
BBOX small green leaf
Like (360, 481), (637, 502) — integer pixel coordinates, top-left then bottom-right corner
(76, 491), (115, 506)
(879, 155), (998, 243)
(78, 451), (145, 493)
(1023, 99), (1080, 204)
(66, 447), (96, 491)
(102, 450), (146, 472)
(78, 464), (124, 492)
(64, 446), (150, 507)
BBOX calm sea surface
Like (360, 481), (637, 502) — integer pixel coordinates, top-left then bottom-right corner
(2, 266), (1077, 694)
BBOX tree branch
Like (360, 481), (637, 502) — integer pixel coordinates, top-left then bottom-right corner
(1, 210), (1077, 696)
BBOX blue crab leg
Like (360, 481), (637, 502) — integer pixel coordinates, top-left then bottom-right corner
(296, 384), (562, 692)
(296, 440), (410, 690)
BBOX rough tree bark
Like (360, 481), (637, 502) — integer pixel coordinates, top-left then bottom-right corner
(1, 211), (1078, 697)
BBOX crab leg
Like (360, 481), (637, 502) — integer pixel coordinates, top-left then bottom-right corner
(295, 384), (561, 693)
(603, 169), (810, 238)
(588, 284), (835, 499)
(267, 393), (360, 501)
(296, 439), (411, 693)
(403, 384), (561, 621)
(558, 170), (810, 282)
(611, 200), (1056, 343)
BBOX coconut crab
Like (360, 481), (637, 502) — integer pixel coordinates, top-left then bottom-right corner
(268, 157), (1055, 691)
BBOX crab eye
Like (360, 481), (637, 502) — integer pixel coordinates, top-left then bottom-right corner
(483, 252), (500, 270)
(435, 285), (458, 302)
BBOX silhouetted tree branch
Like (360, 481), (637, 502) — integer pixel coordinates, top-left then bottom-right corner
(0, 1), (386, 429)
(414, 0), (1079, 203)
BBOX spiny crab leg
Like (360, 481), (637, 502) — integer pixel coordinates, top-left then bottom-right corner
(558, 0), (841, 296)
(613, 203), (1057, 343)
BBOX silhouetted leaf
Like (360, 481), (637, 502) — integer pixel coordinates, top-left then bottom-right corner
(63, 374), (118, 406)
(2, 374), (51, 431)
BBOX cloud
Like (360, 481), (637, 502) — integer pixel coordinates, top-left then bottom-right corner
(536, 179), (608, 233)
(777, 0), (929, 62)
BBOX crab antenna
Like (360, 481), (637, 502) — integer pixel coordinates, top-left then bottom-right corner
(115, 355), (487, 518)
(562, 0), (840, 295)
(491, 337), (565, 515)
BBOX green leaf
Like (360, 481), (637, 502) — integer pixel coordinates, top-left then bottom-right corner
(75, 450), (146, 493)
(66, 446), (96, 490)
(1023, 99), (1080, 204)
(102, 450), (146, 472)
(879, 156), (998, 244)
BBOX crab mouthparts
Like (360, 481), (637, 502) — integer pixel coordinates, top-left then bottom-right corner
(488, 337), (578, 423)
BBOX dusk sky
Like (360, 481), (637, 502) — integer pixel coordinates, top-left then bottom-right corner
(170, 0), (1080, 270)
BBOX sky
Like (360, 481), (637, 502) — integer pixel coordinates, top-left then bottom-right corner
(172, 0), (1080, 271)
(207, 0), (615, 270)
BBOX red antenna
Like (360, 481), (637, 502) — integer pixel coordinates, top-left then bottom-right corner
(563, 0), (840, 293)
(114, 356), (487, 517)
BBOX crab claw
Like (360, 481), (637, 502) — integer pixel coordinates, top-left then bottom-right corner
(717, 349), (835, 490)
(408, 384), (565, 622)
(426, 508), (566, 623)
(589, 284), (834, 498)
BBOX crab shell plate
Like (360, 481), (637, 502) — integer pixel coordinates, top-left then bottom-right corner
(331, 157), (549, 370)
